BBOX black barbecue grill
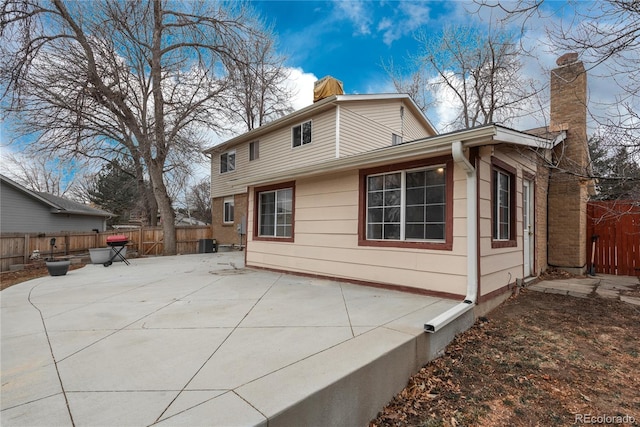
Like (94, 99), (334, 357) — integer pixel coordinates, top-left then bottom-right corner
(105, 235), (130, 267)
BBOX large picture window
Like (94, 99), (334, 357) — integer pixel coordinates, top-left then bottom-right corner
(257, 186), (293, 238)
(366, 166), (446, 241)
(491, 157), (517, 248)
(292, 120), (312, 148)
(359, 157), (453, 250)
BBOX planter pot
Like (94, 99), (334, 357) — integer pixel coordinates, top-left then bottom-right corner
(89, 248), (112, 264)
(46, 260), (70, 276)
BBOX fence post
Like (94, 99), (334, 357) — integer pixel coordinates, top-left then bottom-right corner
(23, 234), (29, 264)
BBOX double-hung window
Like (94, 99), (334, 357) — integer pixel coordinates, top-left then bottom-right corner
(491, 157), (517, 247)
(220, 150), (236, 173)
(249, 141), (259, 161)
(223, 197), (234, 224)
(257, 185), (293, 238)
(292, 120), (312, 147)
(366, 166), (446, 242)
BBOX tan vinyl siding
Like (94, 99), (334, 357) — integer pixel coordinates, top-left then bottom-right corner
(246, 167), (469, 296)
(478, 146), (539, 296)
(211, 109), (337, 198)
(403, 104), (435, 140)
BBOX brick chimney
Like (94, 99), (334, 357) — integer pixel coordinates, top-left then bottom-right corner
(547, 53), (590, 274)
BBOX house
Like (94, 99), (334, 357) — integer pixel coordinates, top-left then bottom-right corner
(207, 55), (591, 328)
(0, 174), (112, 233)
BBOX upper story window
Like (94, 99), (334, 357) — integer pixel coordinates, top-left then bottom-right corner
(292, 120), (312, 148)
(220, 150), (236, 174)
(249, 141), (259, 161)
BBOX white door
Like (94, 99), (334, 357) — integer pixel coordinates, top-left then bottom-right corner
(523, 180), (535, 277)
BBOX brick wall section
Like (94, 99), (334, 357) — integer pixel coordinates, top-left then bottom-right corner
(211, 193), (248, 246)
(547, 55), (589, 272)
(535, 162), (549, 274)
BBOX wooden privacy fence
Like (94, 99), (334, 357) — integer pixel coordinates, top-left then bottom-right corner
(587, 201), (640, 276)
(0, 226), (212, 272)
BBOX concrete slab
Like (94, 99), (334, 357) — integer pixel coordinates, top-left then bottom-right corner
(0, 393), (71, 426)
(0, 252), (461, 426)
(156, 391), (267, 426)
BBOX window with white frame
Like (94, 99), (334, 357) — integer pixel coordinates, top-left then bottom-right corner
(220, 150), (236, 173)
(223, 197), (234, 223)
(492, 168), (513, 241)
(366, 166), (446, 241)
(292, 120), (312, 148)
(249, 141), (259, 161)
(258, 187), (293, 237)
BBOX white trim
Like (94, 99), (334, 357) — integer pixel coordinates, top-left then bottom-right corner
(335, 105), (340, 158)
(223, 197), (234, 223)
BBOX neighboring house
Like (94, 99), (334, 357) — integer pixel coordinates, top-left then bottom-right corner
(0, 174), (112, 233)
(207, 56), (592, 320)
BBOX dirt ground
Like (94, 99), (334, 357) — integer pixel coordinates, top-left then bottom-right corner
(0, 262), (86, 291)
(371, 287), (640, 427)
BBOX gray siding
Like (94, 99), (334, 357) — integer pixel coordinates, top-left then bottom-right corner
(1, 182), (106, 233)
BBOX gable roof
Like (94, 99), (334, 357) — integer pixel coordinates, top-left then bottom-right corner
(0, 174), (112, 218)
(226, 124), (558, 189)
(204, 94), (437, 154)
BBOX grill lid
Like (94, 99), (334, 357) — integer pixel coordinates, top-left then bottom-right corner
(106, 234), (128, 243)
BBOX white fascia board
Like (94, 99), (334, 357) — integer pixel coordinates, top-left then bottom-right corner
(492, 127), (554, 149)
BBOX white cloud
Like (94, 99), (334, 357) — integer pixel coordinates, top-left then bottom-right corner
(335, 1), (373, 36)
(284, 67), (317, 110)
(378, 2), (431, 46)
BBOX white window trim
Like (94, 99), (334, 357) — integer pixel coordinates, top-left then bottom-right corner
(493, 169), (511, 241)
(366, 165), (446, 242)
(220, 150), (236, 174)
(291, 120), (312, 148)
(223, 197), (234, 224)
(258, 188), (293, 238)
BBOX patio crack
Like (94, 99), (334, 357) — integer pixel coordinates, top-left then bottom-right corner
(339, 284), (355, 337)
(27, 283), (76, 427)
(153, 273), (284, 424)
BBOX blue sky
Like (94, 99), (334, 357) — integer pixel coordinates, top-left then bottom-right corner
(251, 0), (453, 94)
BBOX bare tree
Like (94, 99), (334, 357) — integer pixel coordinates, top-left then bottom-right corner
(421, 25), (540, 130)
(475, 0), (640, 153)
(221, 30), (294, 131)
(1, 152), (80, 197)
(381, 57), (433, 113)
(1, 0), (270, 254)
(384, 25), (540, 131)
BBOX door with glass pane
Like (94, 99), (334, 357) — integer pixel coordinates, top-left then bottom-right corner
(523, 180), (535, 277)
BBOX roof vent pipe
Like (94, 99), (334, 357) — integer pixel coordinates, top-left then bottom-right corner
(425, 141), (478, 333)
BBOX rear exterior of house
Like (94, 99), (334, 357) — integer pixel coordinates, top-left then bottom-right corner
(240, 127), (552, 306)
(207, 92), (437, 248)
(208, 57), (590, 310)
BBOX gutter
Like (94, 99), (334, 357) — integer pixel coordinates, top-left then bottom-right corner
(424, 141), (478, 333)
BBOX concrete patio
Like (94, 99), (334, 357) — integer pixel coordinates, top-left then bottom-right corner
(1, 252), (466, 427)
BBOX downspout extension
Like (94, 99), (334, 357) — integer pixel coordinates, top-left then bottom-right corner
(425, 141), (478, 333)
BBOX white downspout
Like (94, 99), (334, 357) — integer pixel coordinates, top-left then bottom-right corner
(424, 141), (478, 332)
